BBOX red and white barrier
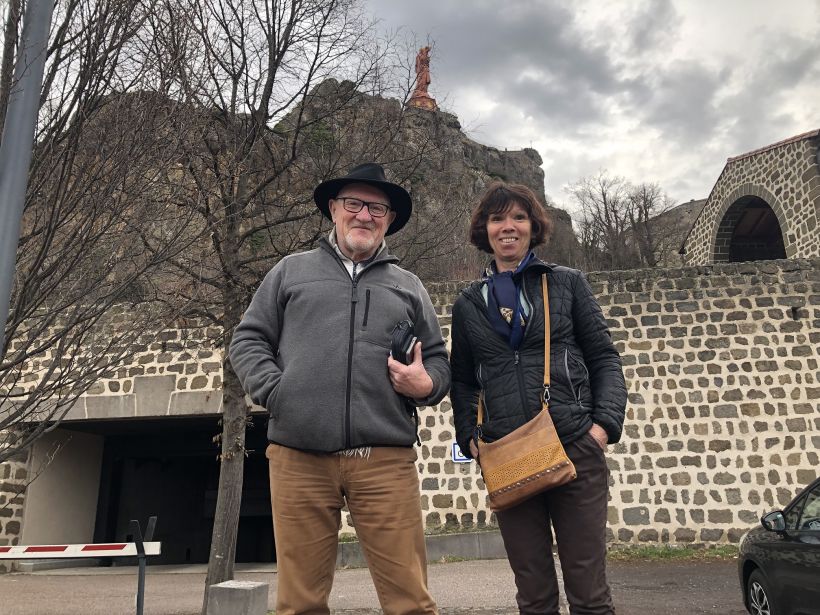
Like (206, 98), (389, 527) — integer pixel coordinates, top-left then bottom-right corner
(0, 542), (161, 559)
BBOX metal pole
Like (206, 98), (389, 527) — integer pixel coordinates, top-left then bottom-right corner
(130, 519), (145, 615)
(129, 516), (156, 615)
(0, 0), (54, 354)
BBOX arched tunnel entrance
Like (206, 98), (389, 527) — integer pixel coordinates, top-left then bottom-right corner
(713, 196), (786, 262)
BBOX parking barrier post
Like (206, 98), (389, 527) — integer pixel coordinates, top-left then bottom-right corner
(0, 515), (160, 615)
(129, 516), (156, 615)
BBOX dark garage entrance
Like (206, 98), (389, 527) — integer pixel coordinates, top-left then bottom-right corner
(65, 415), (273, 565)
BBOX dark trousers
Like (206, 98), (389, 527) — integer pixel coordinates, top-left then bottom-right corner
(495, 431), (614, 615)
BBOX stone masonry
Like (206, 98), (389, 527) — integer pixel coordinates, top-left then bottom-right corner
(0, 445), (28, 572)
(419, 259), (819, 545)
(2, 259), (818, 551)
(683, 130), (820, 264)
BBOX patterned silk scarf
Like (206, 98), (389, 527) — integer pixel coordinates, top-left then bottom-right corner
(483, 251), (535, 350)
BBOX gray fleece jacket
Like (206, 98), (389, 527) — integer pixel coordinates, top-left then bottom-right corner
(229, 238), (450, 452)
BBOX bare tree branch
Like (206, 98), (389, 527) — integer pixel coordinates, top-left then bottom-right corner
(568, 171), (678, 271)
(2, 0), (203, 465)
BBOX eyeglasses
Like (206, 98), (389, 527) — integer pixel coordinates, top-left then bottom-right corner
(335, 197), (391, 218)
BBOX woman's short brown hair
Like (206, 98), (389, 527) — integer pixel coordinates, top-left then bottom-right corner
(469, 181), (553, 254)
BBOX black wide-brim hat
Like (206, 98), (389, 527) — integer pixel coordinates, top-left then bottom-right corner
(313, 162), (412, 235)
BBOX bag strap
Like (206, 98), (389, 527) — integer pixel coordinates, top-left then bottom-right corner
(476, 273), (550, 429)
(541, 273), (551, 407)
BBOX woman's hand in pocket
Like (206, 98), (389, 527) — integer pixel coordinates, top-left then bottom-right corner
(588, 423), (608, 451)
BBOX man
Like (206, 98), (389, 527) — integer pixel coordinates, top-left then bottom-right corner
(230, 162), (450, 615)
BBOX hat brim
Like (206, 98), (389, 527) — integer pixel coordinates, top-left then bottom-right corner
(314, 177), (412, 236)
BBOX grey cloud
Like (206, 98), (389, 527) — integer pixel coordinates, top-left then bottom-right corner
(369, 0), (639, 128)
(434, 6), (620, 87)
(667, 164), (721, 201)
(639, 61), (728, 145)
(365, 0), (820, 201)
(500, 73), (608, 129)
(628, 0), (680, 52)
(544, 146), (610, 195)
(742, 34), (820, 98)
(716, 34), (820, 154)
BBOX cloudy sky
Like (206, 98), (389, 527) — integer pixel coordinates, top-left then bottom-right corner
(364, 0), (820, 205)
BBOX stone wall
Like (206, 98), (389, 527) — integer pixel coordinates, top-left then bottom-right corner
(0, 323), (224, 563)
(683, 131), (820, 264)
(584, 258), (818, 543)
(2, 259), (818, 551)
(0, 446), (28, 572)
(419, 259), (820, 544)
(57, 324), (224, 421)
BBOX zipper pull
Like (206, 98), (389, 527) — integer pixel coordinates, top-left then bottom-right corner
(514, 351), (520, 365)
(351, 280), (358, 303)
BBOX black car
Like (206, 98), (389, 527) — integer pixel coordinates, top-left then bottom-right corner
(739, 476), (820, 615)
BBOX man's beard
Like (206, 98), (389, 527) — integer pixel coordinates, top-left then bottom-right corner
(343, 227), (377, 255)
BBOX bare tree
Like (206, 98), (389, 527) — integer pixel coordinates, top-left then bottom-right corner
(568, 172), (677, 271)
(627, 182), (677, 268)
(569, 172), (635, 271)
(1, 1), (198, 465)
(138, 2), (459, 609)
(3, 2), (487, 601)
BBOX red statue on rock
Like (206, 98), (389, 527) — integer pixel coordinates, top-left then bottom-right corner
(408, 46), (438, 111)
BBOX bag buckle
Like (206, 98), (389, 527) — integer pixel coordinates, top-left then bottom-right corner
(473, 425), (483, 443)
(542, 385), (551, 404)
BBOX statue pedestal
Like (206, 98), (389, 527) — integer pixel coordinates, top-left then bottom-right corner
(408, 94), (438, 111)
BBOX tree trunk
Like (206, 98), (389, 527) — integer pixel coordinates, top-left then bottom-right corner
(201, 300), (247, 614)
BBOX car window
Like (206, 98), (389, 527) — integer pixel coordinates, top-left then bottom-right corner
(784, 494), (805, 530)
(798, 484), (820, 531)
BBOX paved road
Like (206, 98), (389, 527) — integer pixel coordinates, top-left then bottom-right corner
(0, 558), (746, 614)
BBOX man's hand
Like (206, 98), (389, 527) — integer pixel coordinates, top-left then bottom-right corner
(588, 423), (608, 451)
(469, 439), (479, 459)
(388, 341), (433, 399)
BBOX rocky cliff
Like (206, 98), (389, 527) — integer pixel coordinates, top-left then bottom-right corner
(275, 79), (578, 279)
(396, 100), (578, 278)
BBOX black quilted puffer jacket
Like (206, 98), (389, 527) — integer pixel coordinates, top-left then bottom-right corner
(450, 258), (626, 458)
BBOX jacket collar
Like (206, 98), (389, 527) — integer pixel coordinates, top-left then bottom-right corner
(318, 235), (399, 269)
(514, 254), (552, 275)
(463, 256), (552, 299)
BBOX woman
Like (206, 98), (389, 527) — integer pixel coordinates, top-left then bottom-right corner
(450, 181), (627, 615)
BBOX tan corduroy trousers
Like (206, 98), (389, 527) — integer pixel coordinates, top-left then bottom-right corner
(266, 443), (438, 615)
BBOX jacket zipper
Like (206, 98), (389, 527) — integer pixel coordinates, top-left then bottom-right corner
(564, 348), (580, 404)
(344, 267), (359, 449)
(476, 363), (488, 421)
(514, 350), (533, 419)
(517, 274), (539, 420)
(322, 241), (398, 449)
(464, 270), (544, 423)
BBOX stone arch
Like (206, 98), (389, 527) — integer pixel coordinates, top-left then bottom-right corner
(710, 184), (791, 263)
(681, 132), (820, 265)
